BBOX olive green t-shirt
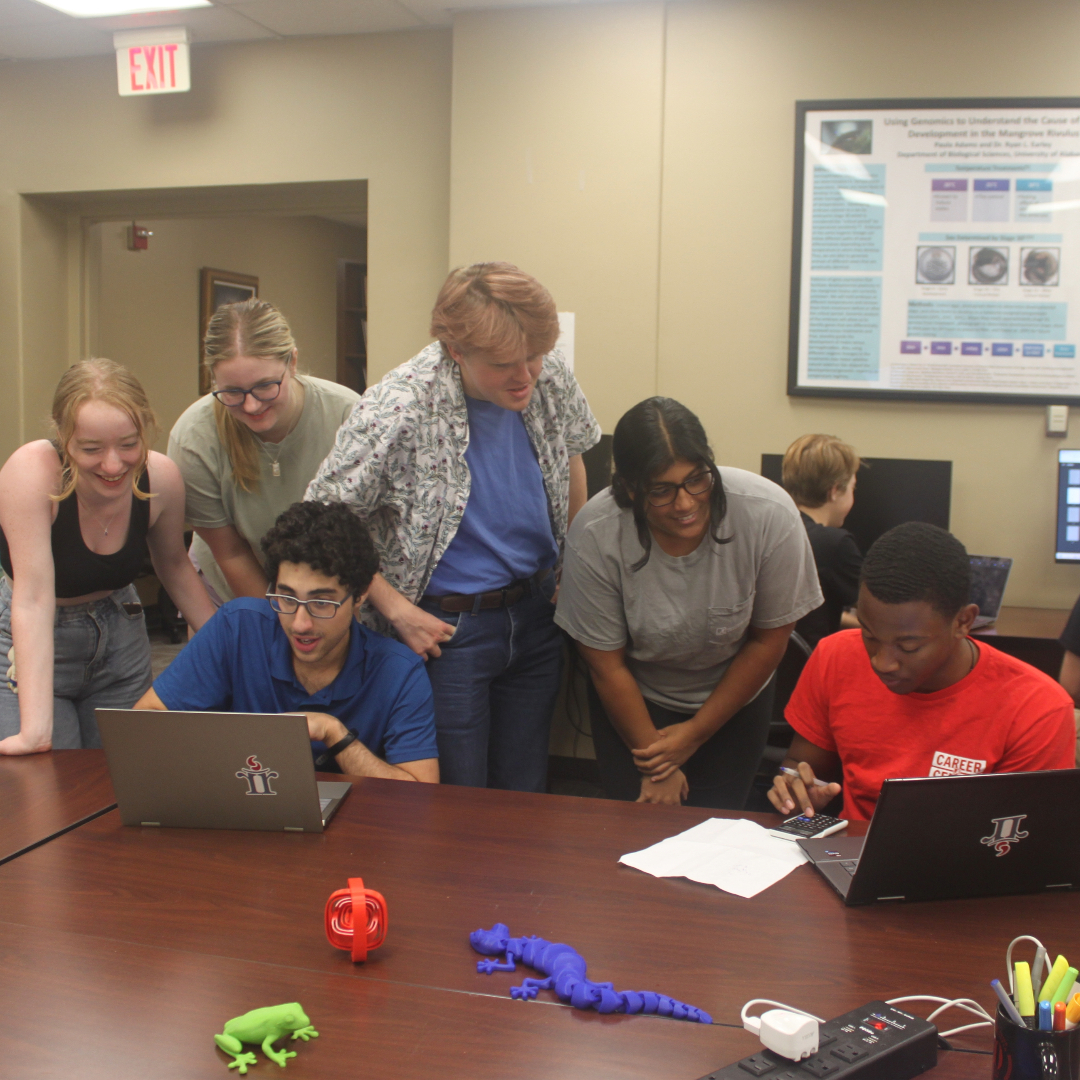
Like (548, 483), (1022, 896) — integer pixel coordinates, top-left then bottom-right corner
(168, 375), (360, 601)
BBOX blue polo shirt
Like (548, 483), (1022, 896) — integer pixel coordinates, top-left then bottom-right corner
(153, 598), (438, 767)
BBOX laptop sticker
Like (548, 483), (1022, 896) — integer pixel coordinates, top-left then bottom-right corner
(236, 756), (280, 796)
(980, 814), (1029, 857)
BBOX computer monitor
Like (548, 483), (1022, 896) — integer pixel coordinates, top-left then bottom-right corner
(760, 455), (952, 555)
(1055, 449), (1080, 562)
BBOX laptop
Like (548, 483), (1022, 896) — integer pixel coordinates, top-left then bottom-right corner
(798, 769), (1080, 905)
(969, 555), (1013, 628)
(97, 709), (352, 832)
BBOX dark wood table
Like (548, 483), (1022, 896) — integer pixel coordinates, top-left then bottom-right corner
(972, 605), (1070, 676)
(0, 747), (115, 864)
(0, 773), (1057, 1077)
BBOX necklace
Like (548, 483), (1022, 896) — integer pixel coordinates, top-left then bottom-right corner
(966, 637), (978, 675)
(257, 383), (304, 478)
(77, 497), (123, 537)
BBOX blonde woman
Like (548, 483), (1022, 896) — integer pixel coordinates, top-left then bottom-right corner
(781, 433), (862, 648)
(169, 300), (360, 602)
(0, 360), (216, 754)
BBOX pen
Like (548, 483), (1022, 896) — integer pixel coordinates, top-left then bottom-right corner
(1015, 962), (1036, 1018)
(1054, 1002), (1067, 1032)
(1040, 956), (1070, 1003)
(1033, 945), (1048, 997)
(1051, 967), (1078, 1008)
(992, 979), (1026, 1027)
(1039, 1001), (1053, 1031)
(779, 766), (830, 789)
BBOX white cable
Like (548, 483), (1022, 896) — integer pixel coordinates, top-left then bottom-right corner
(938, 1021), (995, 1038)
(1005, 935), (1047, 996)
(740, 998), (825, 1029)
(887, 995), (995, 1040)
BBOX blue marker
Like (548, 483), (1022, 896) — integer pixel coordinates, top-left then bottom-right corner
(1039, 1001), (1053, 1031)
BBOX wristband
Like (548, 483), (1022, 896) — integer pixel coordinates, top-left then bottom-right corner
(314, 730), (358, 768)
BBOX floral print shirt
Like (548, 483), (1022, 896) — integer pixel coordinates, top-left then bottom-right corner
(306, 342), (601, 626)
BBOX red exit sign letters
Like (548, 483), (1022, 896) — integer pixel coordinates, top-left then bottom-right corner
(114, 28), (190, 97)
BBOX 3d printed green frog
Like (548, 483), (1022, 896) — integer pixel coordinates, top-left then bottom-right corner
(214, 1003), (318, 1073)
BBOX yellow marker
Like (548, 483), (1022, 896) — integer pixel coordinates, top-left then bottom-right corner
(1066, 992), (1080, 1026)
(1015, 962), (1036, 1017)
(1052, 969), (1080, 1008)
(1039, 955), (1070, 1003)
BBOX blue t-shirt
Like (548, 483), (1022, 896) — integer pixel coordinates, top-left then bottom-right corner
(153, 599), (438, 766)
(426, 394), (558, 595)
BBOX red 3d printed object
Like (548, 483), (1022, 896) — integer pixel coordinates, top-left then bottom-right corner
(324, 877), (388, 962)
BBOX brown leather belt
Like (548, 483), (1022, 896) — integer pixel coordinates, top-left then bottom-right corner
(423, 568), (552, 613)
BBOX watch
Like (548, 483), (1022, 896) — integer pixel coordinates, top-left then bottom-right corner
(314, 730), (358, 769)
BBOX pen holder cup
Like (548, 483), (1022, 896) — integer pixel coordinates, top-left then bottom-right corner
(994, 1005), (1080, 1080)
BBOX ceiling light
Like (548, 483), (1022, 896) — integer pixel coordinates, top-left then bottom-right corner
(35, 0), (210, 17)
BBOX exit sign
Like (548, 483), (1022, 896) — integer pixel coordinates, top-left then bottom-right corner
(113, 27), (190, 97)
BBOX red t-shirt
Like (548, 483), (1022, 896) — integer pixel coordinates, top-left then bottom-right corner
(786, 629), (1077, 822)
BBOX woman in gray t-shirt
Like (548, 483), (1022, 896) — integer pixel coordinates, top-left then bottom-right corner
(169, 300), (359, 602)
(554, 397), (822, 809)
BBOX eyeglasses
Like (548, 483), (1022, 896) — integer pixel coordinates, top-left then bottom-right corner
(211, 369), (288, 407)
(266, 593), (345, 619)
(645, 470), (714, 507)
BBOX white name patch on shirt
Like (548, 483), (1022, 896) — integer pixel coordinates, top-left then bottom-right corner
(928, 751), (987, 777)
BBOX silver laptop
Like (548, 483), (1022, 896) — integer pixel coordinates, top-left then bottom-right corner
(799, 769), (1080, 905)
(97, 709), (351, 832)
(969, 554), (1012, 628)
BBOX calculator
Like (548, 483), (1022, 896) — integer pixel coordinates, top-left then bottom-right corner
(768, 813), (848, 841)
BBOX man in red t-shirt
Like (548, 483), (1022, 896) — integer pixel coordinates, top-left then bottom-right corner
(769, 522), (1076, 822)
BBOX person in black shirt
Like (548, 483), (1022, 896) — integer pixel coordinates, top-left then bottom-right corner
(1056, 595), (1080, 767)
(781, 434), (862, 649)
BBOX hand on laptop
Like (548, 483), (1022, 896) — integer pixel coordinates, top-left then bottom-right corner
(768, 760), (841, 818)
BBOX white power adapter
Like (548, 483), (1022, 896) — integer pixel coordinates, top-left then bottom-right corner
(743, 1007), (820, 1061)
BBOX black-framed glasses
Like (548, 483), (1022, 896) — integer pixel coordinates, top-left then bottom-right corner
(645, 470), (714, 507)
(211, 370), (288, 407)
(266, 593), (345, 619)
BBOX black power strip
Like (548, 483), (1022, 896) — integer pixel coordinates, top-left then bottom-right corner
(696, 1001), (938, 1080)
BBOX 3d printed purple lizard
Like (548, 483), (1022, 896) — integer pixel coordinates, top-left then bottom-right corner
(469, 923), (712, 1023)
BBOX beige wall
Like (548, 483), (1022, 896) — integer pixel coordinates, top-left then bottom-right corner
(91, 215), (365, 444)
(0, 27), (451, 454)
(450, 0), (1080, 610)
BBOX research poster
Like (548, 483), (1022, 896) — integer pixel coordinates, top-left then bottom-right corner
(790, 98), (1080, 403)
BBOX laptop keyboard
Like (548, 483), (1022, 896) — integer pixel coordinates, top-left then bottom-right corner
(839, 859), (859, 876)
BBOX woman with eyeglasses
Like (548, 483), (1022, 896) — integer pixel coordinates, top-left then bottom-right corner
(168, 299), (360, 604)
(555, 398), (822, 808)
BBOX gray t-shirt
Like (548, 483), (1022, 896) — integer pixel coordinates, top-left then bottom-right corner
(168, 375), (360, 601)
(554, 468), (823, 712)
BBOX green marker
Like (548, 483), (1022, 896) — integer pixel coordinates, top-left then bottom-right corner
(1039, 955), (1070, 1003)
(1050, 967), (1078, 1008)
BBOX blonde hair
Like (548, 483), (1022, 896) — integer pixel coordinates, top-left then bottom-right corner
(782, 434), (860, 508)
(51, 359), (157, 502)
(430, 262), (559, 361)
(202, 299), (297, 494)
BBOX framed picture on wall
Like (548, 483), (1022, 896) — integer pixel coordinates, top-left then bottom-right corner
(198, 268), (258, 394)
(789, 97), (1080, 405)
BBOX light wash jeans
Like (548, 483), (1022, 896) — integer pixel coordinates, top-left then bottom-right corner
(419, 571), (562, 792)
(0, 576), (153, 749)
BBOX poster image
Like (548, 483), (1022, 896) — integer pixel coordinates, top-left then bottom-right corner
(789, 98), (1080, 404)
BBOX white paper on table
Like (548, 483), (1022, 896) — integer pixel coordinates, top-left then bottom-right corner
(618, 817), (809, 899)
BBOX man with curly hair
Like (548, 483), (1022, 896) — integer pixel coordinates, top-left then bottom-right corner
(135, 502), (437, 781)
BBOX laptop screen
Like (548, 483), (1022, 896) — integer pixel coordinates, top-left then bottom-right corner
(968, 555), (1012, 620)
(1057, 449), (1080, 562)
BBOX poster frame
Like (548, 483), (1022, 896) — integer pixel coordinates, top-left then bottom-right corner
(788, 96), (1080, 406)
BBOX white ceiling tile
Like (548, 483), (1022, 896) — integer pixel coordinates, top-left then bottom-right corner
(84, 4), (278, 41)
(0, 0), (68, 28)
(226, 0), (422, 36)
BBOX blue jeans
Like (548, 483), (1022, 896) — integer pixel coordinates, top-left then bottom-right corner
(0, 577), (153, 749)
(419, 572), (561, 791)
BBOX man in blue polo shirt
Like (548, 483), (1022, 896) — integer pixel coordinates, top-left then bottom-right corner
(135, 501), (438, 782)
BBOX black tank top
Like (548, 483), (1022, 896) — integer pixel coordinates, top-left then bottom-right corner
(0, 465), (152, 599)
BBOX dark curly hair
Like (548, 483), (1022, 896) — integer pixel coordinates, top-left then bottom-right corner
(860, 521), (970, 619)
(262, 502), (380, 598)
(611, 397), (730, 570)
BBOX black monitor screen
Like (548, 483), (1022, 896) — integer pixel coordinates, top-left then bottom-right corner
(1055, 449), (1080, 563)
(761, 455), (952, 555)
